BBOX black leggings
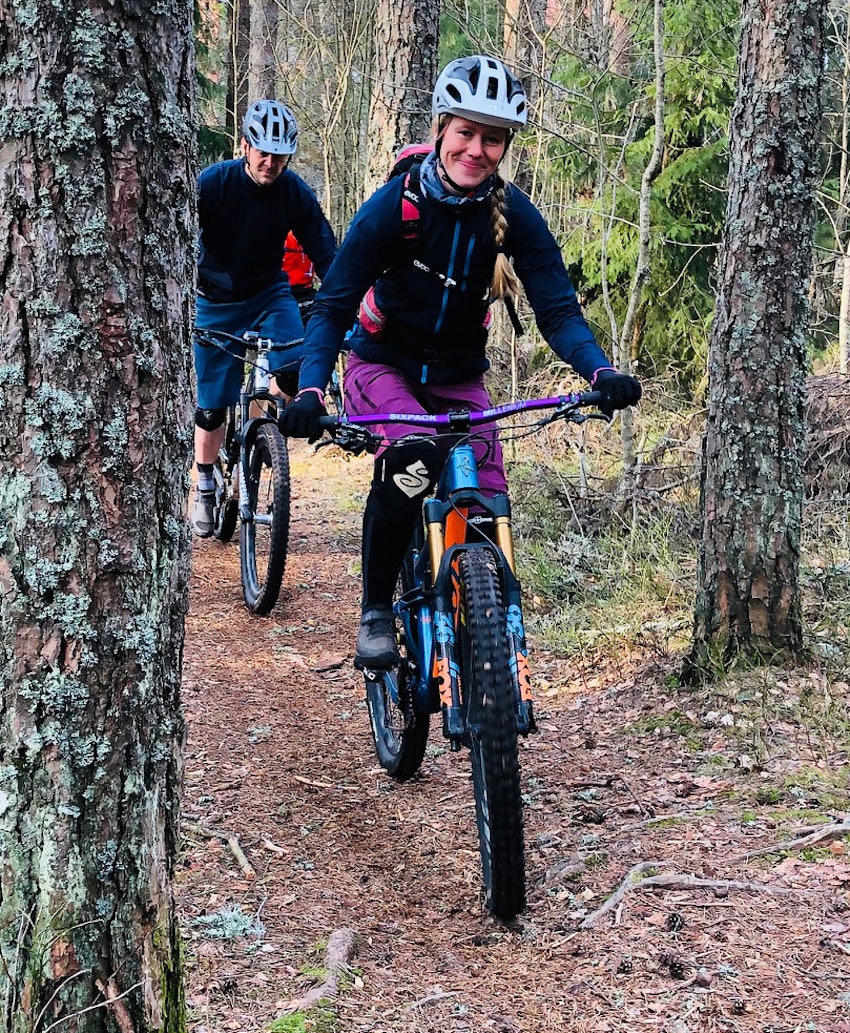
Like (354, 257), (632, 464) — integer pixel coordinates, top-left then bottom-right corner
(361, 439), (441, 610)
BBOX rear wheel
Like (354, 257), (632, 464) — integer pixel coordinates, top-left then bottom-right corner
(366, 661), (429, 780)
(457, 548), (525, 920)
(366, 533), (429, 779)
(240, 423), (290, 613)
(212, 407), (238, 542)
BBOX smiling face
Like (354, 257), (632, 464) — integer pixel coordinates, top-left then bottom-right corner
(437, 117), (508, 193)
(242, 140), (289, 186)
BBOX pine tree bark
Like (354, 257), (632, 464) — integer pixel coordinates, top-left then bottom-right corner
(364, 0), (441, 195)
(249, 0), (280, 102)
(687, 0), (825, 674)
(0, 2), (195, 1029)
(503, 0), (547, 194)
(229, 0), (253, 149)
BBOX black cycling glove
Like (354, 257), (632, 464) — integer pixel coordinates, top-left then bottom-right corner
(278, 389), (327, 443)
(592, 368), (642, 416)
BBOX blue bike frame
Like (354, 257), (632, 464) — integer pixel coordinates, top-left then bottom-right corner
(323, 391), (604, 746)
(390, 439), (534, 748)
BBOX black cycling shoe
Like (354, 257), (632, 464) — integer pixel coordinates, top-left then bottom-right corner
(354, 606), (399, 669)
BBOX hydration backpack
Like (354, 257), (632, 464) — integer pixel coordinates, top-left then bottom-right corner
(357, 142), (522, 340)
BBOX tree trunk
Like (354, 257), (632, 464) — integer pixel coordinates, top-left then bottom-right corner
(503, 0), (547, 194)
(249, 0), (280, 102)
(228, 0), (252, 151)
(0, 2), (195, 1029)
(687, 0), (825, 676)
(364, 0), (441, 196)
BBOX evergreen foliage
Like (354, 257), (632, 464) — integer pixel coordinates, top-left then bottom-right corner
(195, 0), (231, 165)
(440, 1), (504, 63)
(547, 0), (740, 385)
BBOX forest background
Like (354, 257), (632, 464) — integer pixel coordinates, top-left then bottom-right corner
(197, 0), (848, 385)
(2, 0), (850, 1029)
(194, 0), (850, 664)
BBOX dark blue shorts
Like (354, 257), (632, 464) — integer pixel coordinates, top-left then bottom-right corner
(194, 280), (306, 408)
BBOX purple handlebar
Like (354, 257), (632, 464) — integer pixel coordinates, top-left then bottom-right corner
(323, 391), (603, 430)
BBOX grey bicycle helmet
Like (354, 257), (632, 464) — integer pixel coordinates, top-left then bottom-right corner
(432, 55), (527, 131)
(242, 99), (298, 155)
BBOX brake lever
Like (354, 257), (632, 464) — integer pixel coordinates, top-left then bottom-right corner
(329, 425), (381, 456)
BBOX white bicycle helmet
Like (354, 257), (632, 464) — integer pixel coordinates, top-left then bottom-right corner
(242, 99), (298, 155)
(432, 55), (527, 131)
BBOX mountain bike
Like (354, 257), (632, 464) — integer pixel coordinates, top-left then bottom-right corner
(315, 390), (606, 920)
(193, 327), (301, 614)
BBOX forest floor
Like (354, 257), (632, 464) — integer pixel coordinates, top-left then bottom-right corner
(177, 439), (850, 1033)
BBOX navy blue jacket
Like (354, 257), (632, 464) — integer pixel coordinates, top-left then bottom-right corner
(298, 168), (610, 390)
(197, 159), (337, 303)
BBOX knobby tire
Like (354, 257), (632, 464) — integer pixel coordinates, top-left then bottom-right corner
(366, 664), (429, 781)
(240, 423), (290, 614)
(457, 548), (526, 920)
(212, 407), (238, 542)
(366, 537), (429, 780)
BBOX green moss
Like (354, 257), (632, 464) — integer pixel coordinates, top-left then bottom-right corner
(755, 786), (783, 805)
(770, 808), (833, 825)
(269, 1016), (307, 1033)
(299, 964), (328, 983)
(624, 710), (698, 739)
(644, 816), (687, 829)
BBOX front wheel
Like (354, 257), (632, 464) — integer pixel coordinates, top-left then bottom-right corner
(457, 548), (526, 920)
(212, 407), (238, 542)
(240, 424), (291, 613)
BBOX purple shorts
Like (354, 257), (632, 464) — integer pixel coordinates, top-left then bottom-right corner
(343, 353), (508, 496)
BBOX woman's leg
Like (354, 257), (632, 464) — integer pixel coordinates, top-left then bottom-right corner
(344, 356), (443, 666)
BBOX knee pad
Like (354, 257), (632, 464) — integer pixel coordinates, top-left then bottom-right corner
(373, 439), (441, 508)
(194, 406), (227, 431)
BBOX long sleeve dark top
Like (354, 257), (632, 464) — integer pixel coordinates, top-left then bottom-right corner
(197, 159), (337, 304)
(297, 167), (610, 391)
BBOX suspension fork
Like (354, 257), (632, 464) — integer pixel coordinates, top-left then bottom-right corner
(424, 498), (465, 745)
(487, 494), (535, 735)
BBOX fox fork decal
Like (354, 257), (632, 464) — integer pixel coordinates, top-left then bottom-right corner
(432, 607), (459, 709)
(507, 602), (532, 702)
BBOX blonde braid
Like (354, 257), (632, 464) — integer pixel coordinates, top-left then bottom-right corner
(489, 176), (520, 303)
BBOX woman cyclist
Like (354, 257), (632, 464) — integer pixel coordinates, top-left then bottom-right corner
(279, 55), (641, 667)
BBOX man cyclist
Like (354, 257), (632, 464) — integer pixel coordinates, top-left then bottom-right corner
(192, 99), (337, 537)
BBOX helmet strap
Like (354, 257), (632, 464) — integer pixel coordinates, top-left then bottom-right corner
(436, 155), (471, 195)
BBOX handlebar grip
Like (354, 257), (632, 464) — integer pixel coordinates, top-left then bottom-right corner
(317, 414), (339, 431)
(580, 389), (605, 407)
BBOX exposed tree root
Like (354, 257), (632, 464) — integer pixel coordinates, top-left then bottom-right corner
(580, 862), (796, 929)
(730, 819), (850, 863)
(284, 927), (358, 1013)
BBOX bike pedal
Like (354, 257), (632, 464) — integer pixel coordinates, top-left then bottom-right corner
(355, 661), (395, 677)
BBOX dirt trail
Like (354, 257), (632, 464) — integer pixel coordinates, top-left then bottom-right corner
(179, 441), (850, 1033)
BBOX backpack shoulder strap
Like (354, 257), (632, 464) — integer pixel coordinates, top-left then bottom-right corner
(400, 164), (422, 246)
